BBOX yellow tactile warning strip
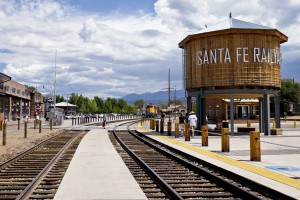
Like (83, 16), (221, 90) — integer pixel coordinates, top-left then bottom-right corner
(137, 123), (300, 190)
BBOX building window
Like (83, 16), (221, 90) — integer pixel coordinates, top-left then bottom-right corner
(17, 89), (20, 94)
(22, 91), (25, 96)
(12, 87), (16, 93)
(5, 86), (9, 91)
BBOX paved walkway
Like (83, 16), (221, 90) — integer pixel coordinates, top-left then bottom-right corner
(54, 128), (147, 200)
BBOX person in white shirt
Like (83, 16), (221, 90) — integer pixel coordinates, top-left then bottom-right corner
(188, 111), (197, 137)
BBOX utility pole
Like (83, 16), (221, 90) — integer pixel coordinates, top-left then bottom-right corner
(54, 50), (57, 110)
(167, 67), (171, 136)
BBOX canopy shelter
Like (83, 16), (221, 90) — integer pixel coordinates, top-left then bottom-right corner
(55, 102), (77, 115)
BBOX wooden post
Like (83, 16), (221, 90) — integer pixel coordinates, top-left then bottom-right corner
(34, 119), (37, 129)
(167, 121), (171, 136)
(201, 125), (208, 146)
(50, 119), (53, 131)
(24, 121), (27, 138)
(247, 120), (251, 128)
(0, 120), (2, 131)
(39, 120), (42, 133)
(175, 122), (179, 138)
(185, 123), (190, 141)
(221, 128), (230, 152)
(2, 123), (7, 145)
(156, 120), (159, 132)
(250, 131), (261, 161)
(72, 118), (74, 126)
(18, 120), (20, 130)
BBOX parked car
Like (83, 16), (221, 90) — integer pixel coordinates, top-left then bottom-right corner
(65, 115), (73, 119)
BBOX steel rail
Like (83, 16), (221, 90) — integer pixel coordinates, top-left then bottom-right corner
(0, 131), (62, 170)
(16, 132), (83, 200)
(130, 123), (296, 200)
(113, 122), (183, 200)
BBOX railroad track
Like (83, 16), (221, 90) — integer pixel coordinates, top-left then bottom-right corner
(110, 122), (296, 200)
(0, 130), (86, 200)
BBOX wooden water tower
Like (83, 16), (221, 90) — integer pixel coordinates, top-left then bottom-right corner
(179, 15), (288, 135)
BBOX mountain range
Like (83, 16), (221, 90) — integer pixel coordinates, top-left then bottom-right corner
(122, 89), (186, 105)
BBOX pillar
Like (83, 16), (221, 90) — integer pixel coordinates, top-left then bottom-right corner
(230, 93), (234, 136)
(187, 96), (192, 114)
(263, 93), (270, 136)
(274, 95), (281, 128)
(259, 98), (264, 133)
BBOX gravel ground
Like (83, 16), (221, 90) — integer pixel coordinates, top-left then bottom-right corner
(0, 125), (62, 164)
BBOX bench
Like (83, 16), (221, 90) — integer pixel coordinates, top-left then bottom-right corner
(237, 127), (256, 132)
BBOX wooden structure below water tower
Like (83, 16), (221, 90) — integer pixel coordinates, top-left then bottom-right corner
(179, 15), (288, 135)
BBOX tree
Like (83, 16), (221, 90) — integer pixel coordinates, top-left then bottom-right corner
(88, 99), (98, 114)
(69, 93), (79, 105)
(280, 79), (300, 114)
(94, 96), (104, 113)
(104, 97), (113, 113)
(134, 99), (146, 109)
(56, 95), (65, 103)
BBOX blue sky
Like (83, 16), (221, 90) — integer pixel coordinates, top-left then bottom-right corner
(69, 0), (156, 14)
(0, 0), (300, 99)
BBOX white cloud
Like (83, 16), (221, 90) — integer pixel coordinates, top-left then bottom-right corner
(0, 0), (299, 98)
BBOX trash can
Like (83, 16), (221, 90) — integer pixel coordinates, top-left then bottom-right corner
(222, 121), (229, 128)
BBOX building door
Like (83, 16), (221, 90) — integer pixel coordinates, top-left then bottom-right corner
(237, 105), (249, 119)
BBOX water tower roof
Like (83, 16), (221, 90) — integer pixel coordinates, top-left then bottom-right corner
(198, 18), (273, 34)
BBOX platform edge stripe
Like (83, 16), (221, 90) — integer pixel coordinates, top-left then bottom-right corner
(154, 136), (300, 190)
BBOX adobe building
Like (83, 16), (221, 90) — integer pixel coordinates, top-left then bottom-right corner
(179, 15), (288, 135)
(0, 72), (45, 121)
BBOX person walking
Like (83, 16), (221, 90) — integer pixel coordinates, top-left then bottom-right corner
(102, 115), (107, 129)
(179, 113), (185, 137)
(188, 111), (197, 137)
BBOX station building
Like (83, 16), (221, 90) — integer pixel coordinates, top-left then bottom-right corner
(179, 15), (288, 135)
(0, 72), (45, 121)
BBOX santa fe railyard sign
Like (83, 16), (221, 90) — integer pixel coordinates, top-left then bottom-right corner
(197, 47), (281, 65)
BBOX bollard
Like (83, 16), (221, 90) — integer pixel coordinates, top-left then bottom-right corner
(185, 123), (190, 141)
(250, 131), (261, 161)
(175, 122), (179, 138)
(167, 121), (172, 136)
(18, 119), (20, 130)
(160, 120), (164, 133)
(50, 119), (53, 131)
(201, 125), (208, 146)
(272, 121), (276, 129)
(156, 120), (159, 132)
(39, 120), (42, 133)
(294, 120), (297, 128)
(221, 128), (230, 152)
(247, 120), (251, 128)
(34, 119), (37, 129)
(24, 121), (27, 138)
(2, 123), (7, 145)
(0, 120), (2, 131)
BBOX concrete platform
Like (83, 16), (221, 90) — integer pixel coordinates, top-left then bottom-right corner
(137, 120), (300, 199)
(54, 128), (147, 200)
